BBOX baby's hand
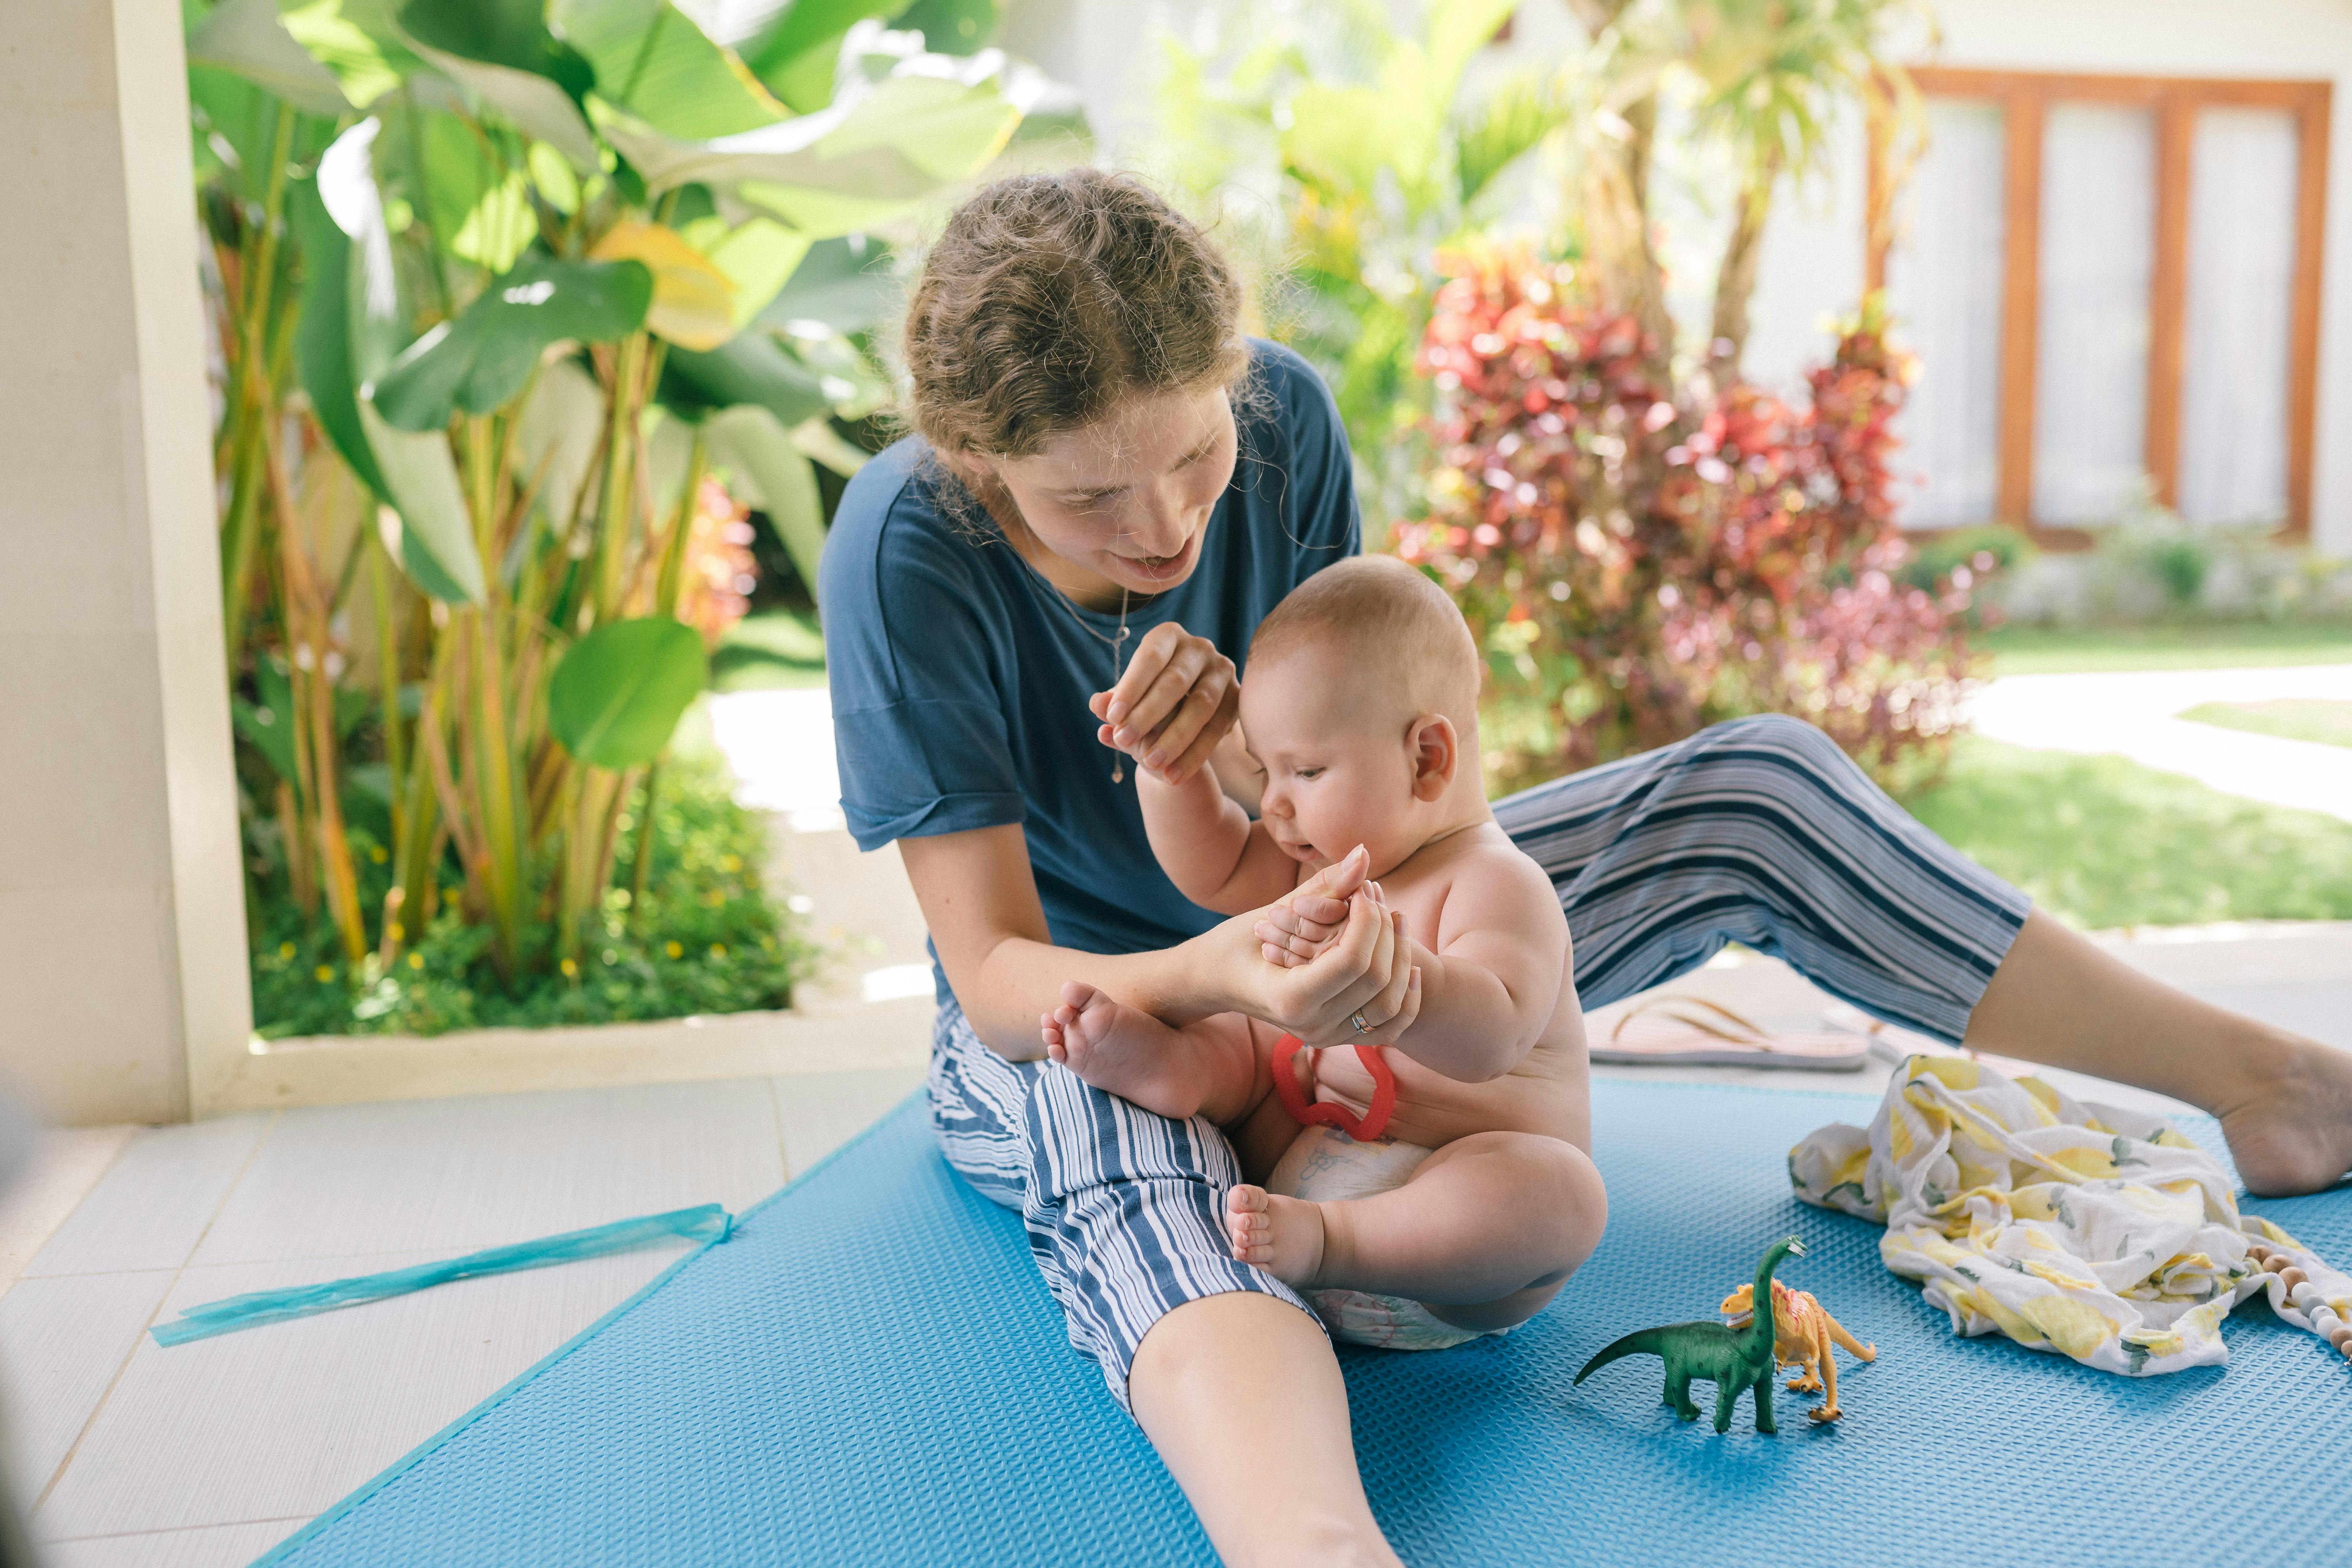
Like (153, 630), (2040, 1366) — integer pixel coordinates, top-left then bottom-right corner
(1256, 851), (1378, 969)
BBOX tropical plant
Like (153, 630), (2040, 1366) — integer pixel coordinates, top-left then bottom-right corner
(1157, 0), (1926, 532)
(188, 0), (1032, 1015)
(1396, 243), (1974, 792)
(1154, 0), (1573, 534)
(1573, 0), (1928, 383)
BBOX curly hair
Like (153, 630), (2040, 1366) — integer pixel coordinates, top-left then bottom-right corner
(902, 169), (1253, 461)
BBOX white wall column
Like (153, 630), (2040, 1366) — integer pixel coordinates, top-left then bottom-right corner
(0, 0), (250, 1124)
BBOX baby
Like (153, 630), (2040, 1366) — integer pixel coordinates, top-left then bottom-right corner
(1040, 557), (1606, 1350)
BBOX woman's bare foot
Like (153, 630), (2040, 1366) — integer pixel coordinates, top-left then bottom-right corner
(1041, 981), (1212, 1121)
(1225, 1184), (1329, 1287)
(2212, 1034), (2352, 1197)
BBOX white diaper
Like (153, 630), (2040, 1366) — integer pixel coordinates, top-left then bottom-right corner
(1264, 1123), (1508, 1352)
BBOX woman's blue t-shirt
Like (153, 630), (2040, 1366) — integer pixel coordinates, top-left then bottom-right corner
(818, 339), (1360, 970)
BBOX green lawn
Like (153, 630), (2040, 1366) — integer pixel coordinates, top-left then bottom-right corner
(712, 609), (828, 692)
(1978, 621), (2352, 675)
(1904, 737), (2352, 929)
(2179, 698), (2352, 750)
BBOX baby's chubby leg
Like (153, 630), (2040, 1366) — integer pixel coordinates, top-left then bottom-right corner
(1226, 1132), (1607, 1332)
(1040, 982), (1263, 1125)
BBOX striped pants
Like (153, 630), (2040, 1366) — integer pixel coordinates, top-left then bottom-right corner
(926, 714), (2031, 1412)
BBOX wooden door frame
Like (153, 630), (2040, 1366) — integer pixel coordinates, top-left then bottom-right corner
(1869, 66), (2330, 543)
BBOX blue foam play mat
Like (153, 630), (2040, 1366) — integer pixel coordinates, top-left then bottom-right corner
(258, 1079), (2352, 1565)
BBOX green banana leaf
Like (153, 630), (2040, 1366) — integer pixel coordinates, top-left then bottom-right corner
(187, 64), (342, 203)
(278, 0), (424, 109)
(591, 68), (1021, 210)
(547, 618), (709, 769)
(706, 405), (828, 593)
(358, 397), (486, 603)
(415, 110), (537, 271)
(755, 234), (893, 335)
(678, 214), (812, 330)
(394, 0), (601, 169)
(896, 0), (1000, 56)
(659, 330), (832, 430)
(189, 0), (354, 117)
(739, 0), (913, 113)
(372, 256), (653, 431)
(293, 183), (392, 500)
(296, 118), (407, 499)
(552, 0), (789, 140)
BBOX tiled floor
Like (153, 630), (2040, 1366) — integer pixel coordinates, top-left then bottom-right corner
(0, 1069), (922, 1566)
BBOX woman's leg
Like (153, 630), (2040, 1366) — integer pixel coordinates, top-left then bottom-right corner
(1496, 713), (2352, 1195)
(1130, 1295), (1402, 1568)
(927, 1002), (1399, 1567)
(1965, 911), (2352, 1196)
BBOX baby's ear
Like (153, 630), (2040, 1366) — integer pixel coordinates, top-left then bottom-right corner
(1408, 714), (1458, 800)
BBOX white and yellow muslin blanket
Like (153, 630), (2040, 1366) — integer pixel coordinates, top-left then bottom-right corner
(1789, 1054), (2352, 1375)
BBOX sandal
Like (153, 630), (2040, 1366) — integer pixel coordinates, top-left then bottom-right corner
(1590, 996), (1869, 1071)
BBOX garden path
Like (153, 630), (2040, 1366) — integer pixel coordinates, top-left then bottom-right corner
(1966, 664), (2352, 823)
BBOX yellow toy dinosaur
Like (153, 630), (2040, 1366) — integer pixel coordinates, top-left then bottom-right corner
(1719, 1278), (1875, 1422)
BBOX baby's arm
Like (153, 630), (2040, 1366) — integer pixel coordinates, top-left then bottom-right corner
(1134, 762), (1304, 915)
(1373, 854), (1567, 1083)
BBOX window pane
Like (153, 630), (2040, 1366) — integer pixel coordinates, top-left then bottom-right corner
(1886, 99), (2007, 527)
(2033, 104), (2155, 524)
(2179, 107), (2298, 524)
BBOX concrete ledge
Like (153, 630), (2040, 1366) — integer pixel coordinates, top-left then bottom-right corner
(205, 996), (935, 1114)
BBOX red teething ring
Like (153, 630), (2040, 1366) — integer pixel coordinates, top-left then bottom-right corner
(1272, 1033), (1397, 1143)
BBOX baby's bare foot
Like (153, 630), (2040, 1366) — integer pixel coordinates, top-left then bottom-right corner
(1040, 982), (1204, 1120)
(1225, 1183), (1328, 1288)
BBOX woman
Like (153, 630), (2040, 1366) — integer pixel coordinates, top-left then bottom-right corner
(820, 170), (2352, 1568)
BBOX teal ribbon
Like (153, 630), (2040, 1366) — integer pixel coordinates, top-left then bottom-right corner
(151, 1203), (733, 1347)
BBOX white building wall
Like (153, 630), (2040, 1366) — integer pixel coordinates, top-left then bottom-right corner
(1749, 0), (2352, 553)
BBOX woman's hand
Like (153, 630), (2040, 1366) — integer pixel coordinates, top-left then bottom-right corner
(1253, 845), (1366, 968)
(1196, 850), (1419, 1047)
(1089, 622), (1239, 784)
(1269, 889), (1422, 1047)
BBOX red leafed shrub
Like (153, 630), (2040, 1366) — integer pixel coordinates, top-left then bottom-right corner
(1393, 242), (1976, 795)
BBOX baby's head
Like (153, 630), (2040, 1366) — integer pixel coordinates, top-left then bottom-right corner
(1240, 557), (1484, 877)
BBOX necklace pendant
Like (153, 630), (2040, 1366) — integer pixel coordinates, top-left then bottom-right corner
(1112, 759), (1124, 784)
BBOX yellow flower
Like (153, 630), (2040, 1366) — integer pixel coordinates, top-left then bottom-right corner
(279, 942), (297, 960)
(719, 854), (742, 873)
(560, 958), (579, 978)
(408, 953), (425, 971)
(709, 943), (727, 959)
(665, 941), (684, 960)
(314, 965), (335, 983)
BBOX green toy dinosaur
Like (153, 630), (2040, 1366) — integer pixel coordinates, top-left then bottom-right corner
(1573, 1236), (1806, 1434)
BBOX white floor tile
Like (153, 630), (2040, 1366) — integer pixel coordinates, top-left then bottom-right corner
(772, 1069), (925, 1178)
(0, 1272), (174, 1506)
(26, 1120), (271, 1278)
(45, 1517), (304, 1567)
(191, 1081), (782, 1267)
(35, 1245), (686, 1540)
(0, 1127), (136, 1296)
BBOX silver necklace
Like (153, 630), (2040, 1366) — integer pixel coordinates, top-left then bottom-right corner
(990, 488), (1135, 782)
(1050, 583), (1133, 782)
